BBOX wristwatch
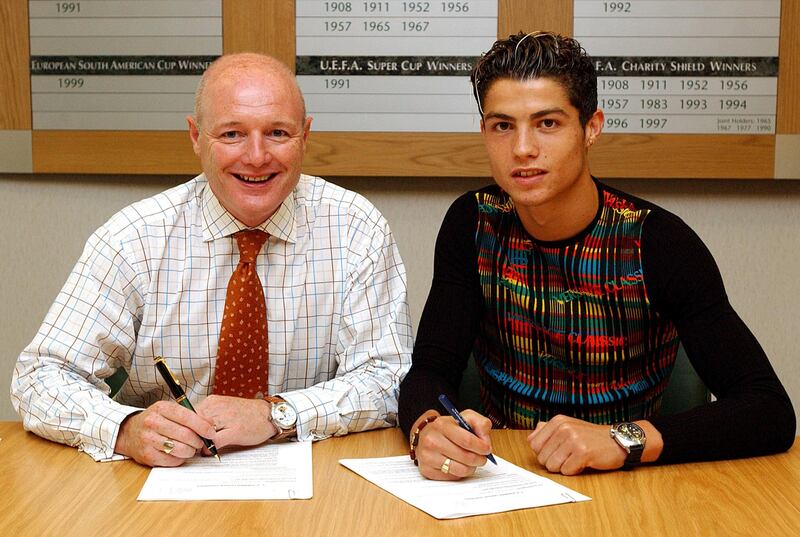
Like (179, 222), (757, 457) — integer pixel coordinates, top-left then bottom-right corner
(265, 396), (297, 441)
(610, 422), (646, 467)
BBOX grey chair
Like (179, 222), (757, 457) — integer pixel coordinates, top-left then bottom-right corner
(458, 344), (709, 416)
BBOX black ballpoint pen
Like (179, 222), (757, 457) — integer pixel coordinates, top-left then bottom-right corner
(154, 356), (221, 461)
(438, 394), (497, 465)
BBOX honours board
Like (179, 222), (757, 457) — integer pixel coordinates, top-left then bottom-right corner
(296, 0), (497, 132)
(29, 0), (221, 130)
(1, 0), (798, 178)
(574, 1), (780, 135)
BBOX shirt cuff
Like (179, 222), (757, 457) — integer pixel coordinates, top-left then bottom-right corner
(277, 389), (342, 442)
(78, 403), (142, 461)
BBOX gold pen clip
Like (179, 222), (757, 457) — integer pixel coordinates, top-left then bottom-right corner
(154, 356), (180, 386)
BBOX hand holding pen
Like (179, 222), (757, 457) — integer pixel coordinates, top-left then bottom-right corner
(438, 394), (497, 465)
(410, 394), (496, 480)
(154, 356), (221, 461)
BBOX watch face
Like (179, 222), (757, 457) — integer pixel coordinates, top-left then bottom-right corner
(616, 422), (645, 441)
(612, 422), (645, 465)
(272, 402), (297, 428)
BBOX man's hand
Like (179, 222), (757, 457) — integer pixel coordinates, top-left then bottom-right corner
(412, 409), (493, 481)
(115, 401), (217, 467)
(526, 415), (627, 475)
(195, 395), (276, 449)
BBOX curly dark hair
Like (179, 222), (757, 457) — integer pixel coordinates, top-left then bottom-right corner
(471, 31), (597, 126)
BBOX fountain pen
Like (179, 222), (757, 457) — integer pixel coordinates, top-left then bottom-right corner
(154, 356), (221, 461)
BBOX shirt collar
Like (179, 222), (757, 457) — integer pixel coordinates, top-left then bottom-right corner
(199, 174), (297, 243)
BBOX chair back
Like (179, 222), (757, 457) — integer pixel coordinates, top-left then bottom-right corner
(458, 357), (484, 413)
(105, 368), (129, 398)
(660, 344), (709, 414)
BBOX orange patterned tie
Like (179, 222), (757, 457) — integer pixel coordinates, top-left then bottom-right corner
(213, 230), (269, 398)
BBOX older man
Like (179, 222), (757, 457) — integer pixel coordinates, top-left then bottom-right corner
(11, 54), (412, 467)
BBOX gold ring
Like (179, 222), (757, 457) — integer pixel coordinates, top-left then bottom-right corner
(440, 457), (451, 474)
(162, 439), (175, 455)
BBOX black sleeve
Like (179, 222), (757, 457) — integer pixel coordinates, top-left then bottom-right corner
(642, 210), (796, 463)
(398, 193), (484, 435)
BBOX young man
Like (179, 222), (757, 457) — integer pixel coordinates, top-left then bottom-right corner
(399, 32), (795, 479)
(11, 54), (412, 467)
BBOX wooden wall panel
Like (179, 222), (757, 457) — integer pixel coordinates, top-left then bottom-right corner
(0, 0), (31, 129)
(33, 131), (198, 175)
(223, 0), (295, 68)
(305, 132), (489, 177)
(304, 133), (776, 180)
(499, 0), (572, 37)
(591, 134), (775, 180)
(777, 0), (799, 133)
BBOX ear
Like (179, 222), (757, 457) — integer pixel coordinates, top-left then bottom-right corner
(584, 108), (604, 148)
(187, 115), (201, 156)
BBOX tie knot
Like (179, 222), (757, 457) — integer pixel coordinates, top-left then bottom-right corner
(235, 229), (268, 263)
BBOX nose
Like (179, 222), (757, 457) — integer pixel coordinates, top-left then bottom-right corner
(242, 134), (272, 166)
(512, 128), (538, 159)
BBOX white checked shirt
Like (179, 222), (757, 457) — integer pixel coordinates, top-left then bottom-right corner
(11, 174), (412, 460)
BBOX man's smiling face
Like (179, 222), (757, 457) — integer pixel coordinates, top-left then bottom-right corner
(188, 56), (311, 227)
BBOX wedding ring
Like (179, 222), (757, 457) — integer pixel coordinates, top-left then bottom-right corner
(440, 457), (451, 474)
(162, 439), (175, 455)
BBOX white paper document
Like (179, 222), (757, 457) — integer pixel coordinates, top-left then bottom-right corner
(138, 441), (312, 501)
(339, 455), (590, 519)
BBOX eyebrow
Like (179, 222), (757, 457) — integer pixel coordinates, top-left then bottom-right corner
(212, 121), (242, 129)
(484, 107), (568, 121)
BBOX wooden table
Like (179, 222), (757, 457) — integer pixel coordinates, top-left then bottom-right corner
(0, 423), (798, 536)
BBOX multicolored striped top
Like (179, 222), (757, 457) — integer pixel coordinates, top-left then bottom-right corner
(400, 181), (793, 463)
(473, 187), (679, 428)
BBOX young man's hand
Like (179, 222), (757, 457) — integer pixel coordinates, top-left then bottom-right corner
(412, 409), (493, 481)
(527, 415), (663, 475)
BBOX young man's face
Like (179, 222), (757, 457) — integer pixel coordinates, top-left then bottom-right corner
(188, 62), (311, 228)
(480, 77), (602, 213)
